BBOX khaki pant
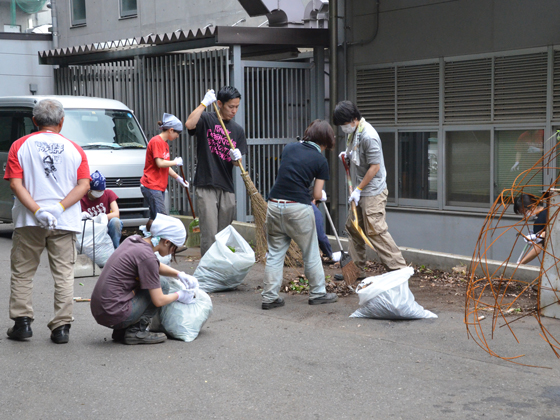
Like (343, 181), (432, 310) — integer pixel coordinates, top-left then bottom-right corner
(196, 186), (236, 257)
(346, 189), (407, 271)
(10, 226), (77, 331)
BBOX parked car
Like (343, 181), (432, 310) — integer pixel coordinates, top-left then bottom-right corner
(0, 95), (150, 226)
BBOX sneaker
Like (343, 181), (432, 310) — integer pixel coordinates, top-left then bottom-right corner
(123, 330), (167, 345)
(309, 293), (338, 305)
(262, 297), (285, 310)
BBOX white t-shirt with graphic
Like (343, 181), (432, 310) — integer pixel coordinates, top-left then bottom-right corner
(4, 131), (90, 232)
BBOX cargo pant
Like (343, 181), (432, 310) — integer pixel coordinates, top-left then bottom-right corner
(346, 189), (407, 271)
(10, 226), (77, 331)
(196, 186), (236, 257)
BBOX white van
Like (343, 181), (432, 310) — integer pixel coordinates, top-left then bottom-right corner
(0, 95), (149, 226)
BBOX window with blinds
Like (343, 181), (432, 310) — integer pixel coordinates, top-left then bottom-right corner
(552, 50), (560, 120)
(396, 63), (439, 124)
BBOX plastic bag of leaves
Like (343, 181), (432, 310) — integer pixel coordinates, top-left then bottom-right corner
(350, 267), (437, 319)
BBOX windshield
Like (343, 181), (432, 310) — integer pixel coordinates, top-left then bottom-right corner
(60, 109), (147, 149)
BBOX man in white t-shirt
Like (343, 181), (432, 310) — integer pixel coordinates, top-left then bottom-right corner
(4, 99), (90, 344)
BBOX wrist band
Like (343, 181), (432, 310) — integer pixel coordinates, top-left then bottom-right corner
(34, 208), (40, 215)
(357, 187), (362, 191)
(58, 202), (65, 211)
(201, 102), (207, 108)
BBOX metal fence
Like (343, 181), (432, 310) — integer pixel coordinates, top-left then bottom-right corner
(54, 49), (313, 222)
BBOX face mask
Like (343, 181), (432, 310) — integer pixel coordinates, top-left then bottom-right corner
(341, 123), (356, 134)
(90, 190), (104, 199)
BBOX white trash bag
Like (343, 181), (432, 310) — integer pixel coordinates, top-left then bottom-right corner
(75, 214), (114, 267)
(194, 225), (255, 293)
(350, 267), (437, 319)
(151, 277), (213, 342)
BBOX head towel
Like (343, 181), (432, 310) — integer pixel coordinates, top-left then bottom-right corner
(149, 213), (186, 247)
(161, 113), (183, 132)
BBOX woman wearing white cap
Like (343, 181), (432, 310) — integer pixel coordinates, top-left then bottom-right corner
(140, 113), (188, 219)
(90, 214), (198, 345)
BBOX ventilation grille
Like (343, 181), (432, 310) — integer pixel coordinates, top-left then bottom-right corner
(494, 53), (547, 121)
(396, 63), (439, 123)
(444, 58), (492, 123)
(356, 67), (395, 125)
(553, 50), (560, 119)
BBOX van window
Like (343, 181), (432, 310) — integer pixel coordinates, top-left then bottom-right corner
(0, 109), (35, 152)
(61, 109), (147, 149)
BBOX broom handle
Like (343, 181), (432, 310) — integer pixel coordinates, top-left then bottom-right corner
(211, 101), (247, 175)
(321, 201), (345, 253)
(341, 155), (375, 250)
(179, 166), (196, 219)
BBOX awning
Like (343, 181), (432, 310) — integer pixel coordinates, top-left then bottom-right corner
(38, 26), (328, 66)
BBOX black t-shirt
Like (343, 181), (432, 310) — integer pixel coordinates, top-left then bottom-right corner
(268, 141), (330, 205)
(533, 207), (548, 235)
(188, 112), (248, 193)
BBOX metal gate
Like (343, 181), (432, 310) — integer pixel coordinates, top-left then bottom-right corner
(54, 48), (313, 222)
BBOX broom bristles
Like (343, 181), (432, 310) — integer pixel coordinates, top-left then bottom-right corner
(342, 260), (360, 287)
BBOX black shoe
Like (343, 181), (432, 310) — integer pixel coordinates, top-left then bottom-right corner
(51, 324), (71, 344)
(111, 328), (126, 342)
(123, 318), (166, 345)
(309, 293), (338, 305)
(334, 272), (367, 281)
(7, 317), (33, 340)
(262, 297), (285, 310)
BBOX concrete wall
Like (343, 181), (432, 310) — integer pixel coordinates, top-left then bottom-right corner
(55, 0), (308, 48)
(0, 37), (54, 96)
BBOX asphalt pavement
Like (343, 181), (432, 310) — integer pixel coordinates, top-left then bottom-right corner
(0, 223), (559, 420)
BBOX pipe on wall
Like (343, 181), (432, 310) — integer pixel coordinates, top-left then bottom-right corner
(329, 0), (340, 230)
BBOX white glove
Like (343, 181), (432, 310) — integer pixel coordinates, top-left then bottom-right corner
(178, 272), (199, 290)
(81, 211), (93, 220)
(339, 151), (351, 163)
(349, 188), (361, 205)
(174, 157), (183, 167)
(229, 148), (242, 161)
(35, 209), (57, 230)
(201, 89), (216, 108)
(510, 161), (520, 171)
(176, 289), (196, 305)
(42, 203), (64, 220)
(332, 251), (341, 263)
(175, 176), (189, 188)
(320, 190), (327, 202)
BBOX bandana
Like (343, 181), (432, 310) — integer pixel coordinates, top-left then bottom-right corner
(148, 213), (186, 247)
(160, 113), (183, 132)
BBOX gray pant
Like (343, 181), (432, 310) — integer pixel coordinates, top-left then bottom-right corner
(195, 186), (236, 257)
(262, 202), (326, 303)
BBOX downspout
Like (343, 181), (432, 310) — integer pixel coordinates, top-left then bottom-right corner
(329, 0), (339, 230)
(50, 0), (59, 49)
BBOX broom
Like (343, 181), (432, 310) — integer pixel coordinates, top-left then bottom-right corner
(321, 201), (360, 286)
(341, 155), (375, 250)
(179, 166), (200, 248)
(211, 100), (302, 265)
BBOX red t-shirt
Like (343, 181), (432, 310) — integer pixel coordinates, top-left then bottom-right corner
(80, 189), (119, 217)
(140, 135), (170, 191)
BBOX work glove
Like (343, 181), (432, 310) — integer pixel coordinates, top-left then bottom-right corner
(178, 271), (199, 290)
(175, 176), (189, 189)
(35, 209), (57, 230)
(176, 289), (196, 305)
(42, 202), (65, 220)
(81, 211), (93, 220)
(339, 151), (351, 164)
(201, 89), (216, 108)
(349, 188), (361, 205)
(320, 190), (327, 202)
(174, 157), (183, 167)
(510, 161), (520, 171)
(229, 148), (242, 161)
(331, 251), (341, 263)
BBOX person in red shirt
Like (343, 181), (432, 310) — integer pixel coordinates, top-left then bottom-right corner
(140, 113), (188, 219)
(80, 170), (123, 248)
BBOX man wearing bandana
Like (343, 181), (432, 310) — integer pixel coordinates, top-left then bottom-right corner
(186, 86), (248, 256)
(333, 100), (406, 278)
(80, 170), (123, 249)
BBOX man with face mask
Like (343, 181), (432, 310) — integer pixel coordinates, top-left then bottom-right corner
(80, 170), (123, 248)
(333, 101), (406, 278)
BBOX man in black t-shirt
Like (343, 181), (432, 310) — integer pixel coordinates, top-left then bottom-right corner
(186, 86), (248, 256)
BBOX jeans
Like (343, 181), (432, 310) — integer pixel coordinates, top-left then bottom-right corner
(312, 202), (333, 258)
(141, 185), (166, 220)
(111, 277), (170, 330)
(107, 217), (123, 249)
(262, 201), (326, 303)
